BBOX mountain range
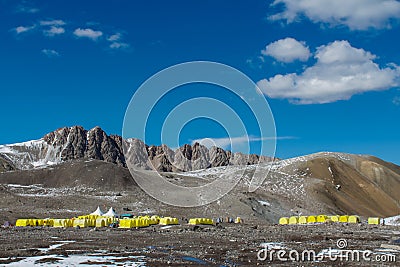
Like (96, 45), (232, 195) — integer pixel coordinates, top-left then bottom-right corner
(0, 126), (399, 223)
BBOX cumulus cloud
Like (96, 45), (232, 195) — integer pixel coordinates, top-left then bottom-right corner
(73, 28), (103, 40)
(14, 25), (35, 34)
(41, 49), (60, 57)
(261, 37), (311, 63)
(269, 0), (400, 30)
(192, 135), (294, 149)
(257, 40), (400, 104)
(43, 26), (65, 37)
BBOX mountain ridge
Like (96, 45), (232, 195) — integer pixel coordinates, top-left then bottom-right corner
(0, 125), (277, 172)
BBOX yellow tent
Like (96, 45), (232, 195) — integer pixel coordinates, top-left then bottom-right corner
(288, 216), (298, 225)
(330, 215), (340, 222)
(43, 219), (54, 227)
(119, 218), (151, 228)
(317, 215), (328, 223)
(298, 216), (308, 224)
(188, 218), (214, 225)
(368, 217), (380, 225)
(15, 219), (30, 227)
(307, 216), (317, 224)
(339, 215), (349, 223)
(73, 218), (89, 228)
(279, 217), (289, 225)
(95, 218), (108, 228)
(159, 217), (179, 225)
(149, 215), (160, 225)
(348, 215), (360, 224)
(53, 219), (68, 228)
(119, 219), (133, 228)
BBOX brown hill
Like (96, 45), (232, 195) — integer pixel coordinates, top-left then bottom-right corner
(0, 152), (398, 224)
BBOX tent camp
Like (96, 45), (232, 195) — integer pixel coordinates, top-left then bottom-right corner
(103, 207), (117, 217)
(90, 206), (104, 216)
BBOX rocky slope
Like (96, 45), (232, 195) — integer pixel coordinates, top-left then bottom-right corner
(0, 126), (276, 172)
(176, 152), (400, 219)
(0, 152), (398, 224)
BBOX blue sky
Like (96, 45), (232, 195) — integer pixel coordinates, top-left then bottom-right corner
(1, 0), (400, 164)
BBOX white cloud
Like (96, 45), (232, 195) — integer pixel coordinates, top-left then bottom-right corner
(73, 28), (103, 40)
(257, 40), (400, 104)
(107, 33), (122, 42)
(14, 25), (35, 34)
(246, 56), (265, 69)
(261, 37), (310, 63)
(40, 20), (66, 26)
(16, 4), (39, 14)
(109, 42), (130, 49)
(393, 96), (400, 105)
(43, 26), (65, 37)
(41, 49), (60, 57)
(192, 136), (294, 149)
(269, 0), (400, 30)
(107, 32), (130, 50)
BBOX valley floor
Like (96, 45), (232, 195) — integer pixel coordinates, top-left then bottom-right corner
(0, 223), (398, 266)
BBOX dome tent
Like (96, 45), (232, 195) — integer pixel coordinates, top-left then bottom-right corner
(90, 206), (104, 216)
(103, 207), (117, 217)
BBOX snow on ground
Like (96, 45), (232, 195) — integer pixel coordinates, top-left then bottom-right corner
(384, 215), (400, 226)
(38, 241), (76, 253)
(257, 200), (271, 207)
(6, 184), (43, 189)
(3, 253), (146, 266)
(179, 158), (306, 200)
(179, 152), (365, 200)
(5, 184), (116, 200)
(260, 242), (287, 250)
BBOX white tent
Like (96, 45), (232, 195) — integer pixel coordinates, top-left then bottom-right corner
(103, 207), (117, 217)
(90, 206), (104, 216)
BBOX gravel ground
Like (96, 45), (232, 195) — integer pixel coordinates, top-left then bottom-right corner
(0, 223), (399, 266)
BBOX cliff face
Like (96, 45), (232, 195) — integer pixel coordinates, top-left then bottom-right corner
(126, 138), (276, 172)
(0, 126), (276, 172)
(43, 126), (126, 167)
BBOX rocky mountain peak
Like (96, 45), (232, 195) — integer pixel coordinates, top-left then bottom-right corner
(43, 126), (125, 167)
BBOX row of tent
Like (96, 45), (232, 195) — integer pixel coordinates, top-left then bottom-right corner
(15, 216), (213, 228)
(15, 207), (221, 228)
(279, 215), (385, 225)
(279, 215), (361, 225)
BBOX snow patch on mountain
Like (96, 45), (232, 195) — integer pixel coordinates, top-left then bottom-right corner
(0, 139), (63, 169)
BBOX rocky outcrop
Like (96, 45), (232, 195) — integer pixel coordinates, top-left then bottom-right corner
(43, 126), (125, 167)
(209, 147), (230, 167)
(123, 138), (150, 170)
(147, 145), (176, 172)
(125, 139), (277, 172)
(0, 155), (15, 172)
